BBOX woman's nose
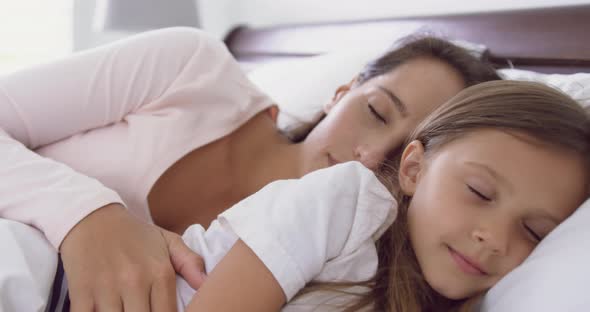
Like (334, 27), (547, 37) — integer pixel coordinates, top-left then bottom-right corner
(354, 144), (386, 171)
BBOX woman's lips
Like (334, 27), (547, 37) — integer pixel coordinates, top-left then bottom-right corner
(327, 154), (340, 166)
(448, 246), (488, 276)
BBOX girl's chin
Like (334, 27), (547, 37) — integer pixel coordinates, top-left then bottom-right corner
(423, 275), (472, 301)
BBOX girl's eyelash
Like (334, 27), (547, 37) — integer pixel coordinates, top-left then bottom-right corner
(368, 103), (387, 124)
(466, 182), (543, 243)
(524, 223), (542, 242)
(467, 185), (491, 201)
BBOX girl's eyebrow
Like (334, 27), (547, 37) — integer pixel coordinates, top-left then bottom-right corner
(377, 85), (408, 117)
(465, 161), (513, 192)
(466, 161), (561, 223)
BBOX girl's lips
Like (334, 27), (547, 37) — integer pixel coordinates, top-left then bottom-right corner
(448, 246), (488, 276)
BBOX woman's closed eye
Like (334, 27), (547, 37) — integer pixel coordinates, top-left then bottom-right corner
(368, 103), (387, 124)
(467, 184), (492, 201)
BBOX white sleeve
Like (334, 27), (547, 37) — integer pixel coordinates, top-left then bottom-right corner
(218, 162), (397, 300)
(0, 27), (230, 249)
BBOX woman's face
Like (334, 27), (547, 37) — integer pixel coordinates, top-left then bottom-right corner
(299, 56), (465, 174)
(400, 129), (588, 299)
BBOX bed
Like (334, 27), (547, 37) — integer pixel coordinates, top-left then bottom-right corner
(224, 4), (590, 74)
(223, 4), (590, 311)
(1, 5), (589, 312)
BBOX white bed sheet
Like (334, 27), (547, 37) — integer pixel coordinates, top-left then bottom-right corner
(0, 219), (56, 312)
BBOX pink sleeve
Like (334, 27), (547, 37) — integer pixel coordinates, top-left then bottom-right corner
(0, 27), (231, 249)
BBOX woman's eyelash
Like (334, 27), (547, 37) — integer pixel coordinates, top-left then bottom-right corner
(467, 185), (491, 201)
(368, 103), (387, 123)
(524, 224), (542, 242)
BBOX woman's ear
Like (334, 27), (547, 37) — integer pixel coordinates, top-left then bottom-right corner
(398, 140), (425, 196)
(323, 76), (359, 113)
(266, 105), (279, 124)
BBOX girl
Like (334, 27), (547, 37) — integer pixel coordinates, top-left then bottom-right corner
(0, 27), (499, 310)
(165, 80), (588, 311)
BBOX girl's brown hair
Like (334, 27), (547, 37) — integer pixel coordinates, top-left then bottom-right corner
(285, 35), (501, 142)
(297, 80), (590, 311)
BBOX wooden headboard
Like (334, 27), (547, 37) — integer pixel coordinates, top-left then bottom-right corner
(224, 5), (590, 74)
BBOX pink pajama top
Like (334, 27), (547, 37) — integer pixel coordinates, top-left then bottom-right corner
(0, 27), (274, 249)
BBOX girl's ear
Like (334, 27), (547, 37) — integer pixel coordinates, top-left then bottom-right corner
(398, 140), (425, 196)
(266, 105), (279, 124)
(323, 76), (359, 113)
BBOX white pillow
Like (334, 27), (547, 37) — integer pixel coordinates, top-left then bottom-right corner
(498, 68), (590, 108)
(248, 52), (590, 311)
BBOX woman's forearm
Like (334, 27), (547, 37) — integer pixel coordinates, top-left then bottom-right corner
(0, 129), (123, 248)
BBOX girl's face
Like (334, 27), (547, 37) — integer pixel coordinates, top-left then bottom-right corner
(299, 57), (465, 174)
(399, 129), (588, 299)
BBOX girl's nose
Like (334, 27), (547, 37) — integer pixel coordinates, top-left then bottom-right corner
(472, 227), (509, 256)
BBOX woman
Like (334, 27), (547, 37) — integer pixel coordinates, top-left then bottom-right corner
(0, 27), (498, 310)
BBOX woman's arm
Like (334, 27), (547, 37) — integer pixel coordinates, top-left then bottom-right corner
(0, 27), (209, 150)
(0, 27), (225, 311)
(186, 239), (286, 312)
(0, 26), (219, 248)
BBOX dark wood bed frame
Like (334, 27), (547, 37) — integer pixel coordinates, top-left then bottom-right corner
(224, 5), (590, 74)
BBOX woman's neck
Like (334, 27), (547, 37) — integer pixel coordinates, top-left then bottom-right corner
(227, 110), (303, 198)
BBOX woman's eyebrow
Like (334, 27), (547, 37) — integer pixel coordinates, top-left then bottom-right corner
(377, 85), (408, 117)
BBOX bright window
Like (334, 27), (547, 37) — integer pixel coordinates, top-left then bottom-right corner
(0, 0), (73, 74)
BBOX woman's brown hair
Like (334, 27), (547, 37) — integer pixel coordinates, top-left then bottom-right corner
(285, 35), (501, 142)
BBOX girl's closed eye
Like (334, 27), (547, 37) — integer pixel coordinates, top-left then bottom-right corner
(523, 223), (542, 242)
(523, 219), (555, 243)
(368, 102), (387, 124)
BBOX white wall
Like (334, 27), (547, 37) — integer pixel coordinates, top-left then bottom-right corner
(73, 0), (135, 50)
(74, 0), (590, 50)
(0, 0), (73, 73)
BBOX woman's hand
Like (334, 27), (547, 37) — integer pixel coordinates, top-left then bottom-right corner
(59, 203), (206, 311)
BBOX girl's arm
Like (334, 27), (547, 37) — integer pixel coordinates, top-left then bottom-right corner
(186, 240), (286, 312)
(181, 162), (397, 310)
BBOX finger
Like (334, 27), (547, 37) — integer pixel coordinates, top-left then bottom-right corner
(162, 230), (207, 289)
(150, 264), (178, 312)
(121, 283), (152, 312)
(94, 290), (123, 312)
(66, 275), (96, 312)
(67, 290), (94, 312)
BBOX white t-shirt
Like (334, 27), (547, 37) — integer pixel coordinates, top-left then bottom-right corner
(176, 162), (398, 311)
